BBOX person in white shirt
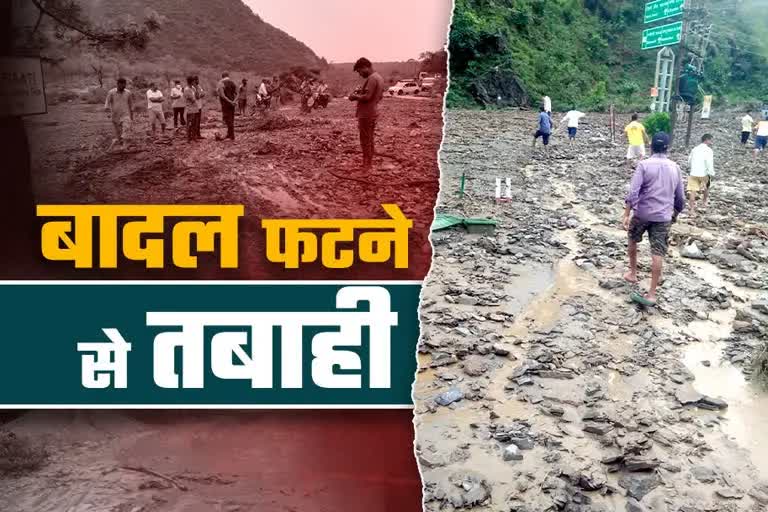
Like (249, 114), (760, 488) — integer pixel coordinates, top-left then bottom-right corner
(258, 79), (269, 99)
(687, 133), (714, 216)
(170, 80), (185, 130)
(146, 83), (166, 135)
(560, 109), (586, 142)
(741, 110), (754, 146)
(755, 115), (768, 161)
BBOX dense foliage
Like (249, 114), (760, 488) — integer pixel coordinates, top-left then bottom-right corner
(448, 0), (768, 110)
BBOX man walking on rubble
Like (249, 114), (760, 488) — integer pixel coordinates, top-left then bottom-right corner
(741, 110), (754, 147)
(625, 113), (650, 163)
(104, 78), (134, 150)
(559, 108), (585, 143)
(349, 57), (385, 169)
(532, 106), (553, 151)
(623, 132), (685, 306)
(755, 113), (768, 162)
(687, 133), (715, 217)
(217, 72), (238, 140)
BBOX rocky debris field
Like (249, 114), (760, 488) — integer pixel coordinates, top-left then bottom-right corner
(415, 110), (768, 511)
(24, 96), (441, 279)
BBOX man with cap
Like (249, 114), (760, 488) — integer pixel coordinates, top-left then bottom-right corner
(622, 132), (685, 306)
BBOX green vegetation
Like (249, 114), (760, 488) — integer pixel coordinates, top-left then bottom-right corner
(448, 0), (768, 110)
(642, 112), (671, 137)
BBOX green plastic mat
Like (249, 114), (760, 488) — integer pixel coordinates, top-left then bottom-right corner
(432, 214), (497, 232)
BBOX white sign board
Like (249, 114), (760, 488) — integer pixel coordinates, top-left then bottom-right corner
(0, 57), (47, 117)
(701, 95), (712, 119)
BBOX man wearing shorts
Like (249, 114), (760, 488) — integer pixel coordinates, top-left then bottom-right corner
(625, 113), (649, 162)
(623, 132), (685, 305)
(532, 106), (552, 149)
(560, 108), (585, 143)
(687, 133), (715, 216)
(104, 78), (134, 149)
(755, 115), (768, 161)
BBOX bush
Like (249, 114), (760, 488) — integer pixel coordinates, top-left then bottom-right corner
(643, 112), (670, 137)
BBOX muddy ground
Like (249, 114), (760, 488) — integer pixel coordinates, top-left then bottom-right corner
(0, 96), (440, 510)
(415, 110), (768, 511)
(23, 95), (441, 279)
(0, 410), (420, 511)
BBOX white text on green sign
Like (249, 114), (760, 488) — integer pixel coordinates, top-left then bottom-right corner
(642, 21), (683, 50)
(644, 0), (684, 24)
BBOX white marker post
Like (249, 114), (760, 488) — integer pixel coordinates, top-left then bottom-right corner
(495, 178), (512, 202)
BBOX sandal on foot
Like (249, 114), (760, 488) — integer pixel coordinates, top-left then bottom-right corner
(630, 292), (656, 307)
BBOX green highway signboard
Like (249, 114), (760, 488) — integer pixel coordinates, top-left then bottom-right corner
(642, 21), (683, 50)
(644, 0), (684, 24)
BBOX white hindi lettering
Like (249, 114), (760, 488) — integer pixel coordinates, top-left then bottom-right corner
(76, 328), (132, 389)
(145, 286), (398, 390)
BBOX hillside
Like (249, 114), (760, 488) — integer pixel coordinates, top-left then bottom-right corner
(448, 0), (768, 110)
(80, 0), (322, 73)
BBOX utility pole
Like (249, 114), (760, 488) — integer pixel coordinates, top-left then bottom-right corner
(669, 0), (692, 145)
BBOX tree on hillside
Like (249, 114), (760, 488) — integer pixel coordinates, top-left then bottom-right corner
(1, 1), (161, 277)
(28, 0), (161, 51)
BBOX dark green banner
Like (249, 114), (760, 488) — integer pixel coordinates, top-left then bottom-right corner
(0, 282), (420, 407)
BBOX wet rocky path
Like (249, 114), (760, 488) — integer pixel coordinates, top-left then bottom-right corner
(415, 110), (768, 512)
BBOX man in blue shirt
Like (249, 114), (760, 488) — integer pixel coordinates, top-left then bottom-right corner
(533, 106), (552, 149)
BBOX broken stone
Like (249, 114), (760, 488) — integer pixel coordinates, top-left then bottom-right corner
(583, 422), (614, 436)
(503, 444), (524, 461)
(435, 388), (464, 406)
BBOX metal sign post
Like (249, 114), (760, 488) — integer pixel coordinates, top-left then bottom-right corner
(653, 47), (675, 113)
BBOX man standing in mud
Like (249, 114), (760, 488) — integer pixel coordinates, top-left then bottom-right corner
(349, 57), (385, 169)
(194, 76), (205, 139)
(170, 80), (186, 130)
(146, 83), (166, 136)
(184, 76), (200, 143)
(238, 78), (248, 116)
(217, 72), (238, 140)
(104, 78), (134, 150)
(623, 132), (685, 306)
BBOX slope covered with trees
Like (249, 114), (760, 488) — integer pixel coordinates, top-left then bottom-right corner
(50, 0), (322, 75)
(448, 0), (768, 110)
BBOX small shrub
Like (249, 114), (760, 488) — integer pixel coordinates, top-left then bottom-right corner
(0, 430), (48, 476)
(643, 112), (671, 137)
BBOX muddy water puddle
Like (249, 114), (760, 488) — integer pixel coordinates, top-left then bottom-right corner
(683, 341), (768, 478)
